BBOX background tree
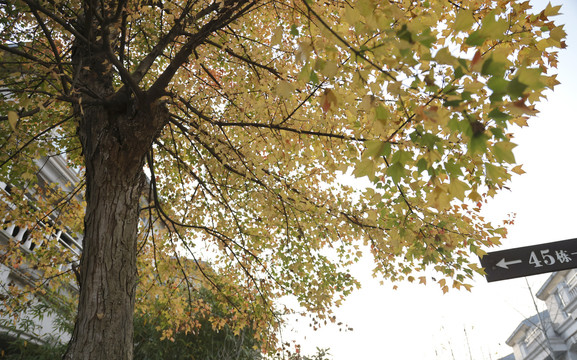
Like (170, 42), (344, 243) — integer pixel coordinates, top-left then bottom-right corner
(0, 286), (264, 360)
(0, 0), (565, 359)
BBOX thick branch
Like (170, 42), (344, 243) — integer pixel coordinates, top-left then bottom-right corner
(147, 0), (256, 101)
(128, 1), (218, 87)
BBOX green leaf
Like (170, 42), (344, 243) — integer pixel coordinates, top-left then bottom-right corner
(482, 58), (506, 77)
(290, 24), (299, 36)
(396, 24), (413, 43)
(309, 70), (319, 84)
(482, 16), (508, 41)
(420, 133), (439, 149)
(387, 162), (405, 183)
(416, 158), (428, 173)
(435, 47), (458, 66)
(517, 67), (544, 91)
(485, 163), (506, 182)
(444, 99), (462, 108)
(465, 30), (486, 46)
(391, 149), (412, 164)
(507, 77), (528, 99)
(445, 161), (463, 177)
(492, 141), (516, 164)
(469, 134), (488, 155)
(489, 92), (504, 103)
(487, 76), (508, 94)
(418, 28), (436, 48)
(490, 127), (507, 140)
(448, 179), (469, 201)
(375, 105), (390, 123)
(461, 91), (473, 101)
(454, 66), (464, 79)
(448, 116), (460, 132)
(363, 140), (386, 159)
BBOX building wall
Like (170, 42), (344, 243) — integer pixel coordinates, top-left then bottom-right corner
(506, 270), (577, 360)
(0, 155), (82, 346)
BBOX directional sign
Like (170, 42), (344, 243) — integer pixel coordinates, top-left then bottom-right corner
(479, 238), (577, 282)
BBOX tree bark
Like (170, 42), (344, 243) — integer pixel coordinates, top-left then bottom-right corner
(63, 26), (168, 356)
(63, 97), (168, 359)
(62, 86), (171, 359)
(61, 1), (181, 357)
(63, 143), (144, 359)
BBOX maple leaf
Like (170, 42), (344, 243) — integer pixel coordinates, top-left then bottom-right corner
(320, 89), (338, 112)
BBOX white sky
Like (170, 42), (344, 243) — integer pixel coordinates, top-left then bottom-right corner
(289, 0), (577, 358)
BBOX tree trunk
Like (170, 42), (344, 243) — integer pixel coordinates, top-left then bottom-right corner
(63, 5), (169, 357)
(62, 95), (153, 358)
(63, 144), (144, 359)
(62, 96), (168, 359)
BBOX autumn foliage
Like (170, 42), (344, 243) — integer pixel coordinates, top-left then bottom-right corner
(0, 0), (566, 358)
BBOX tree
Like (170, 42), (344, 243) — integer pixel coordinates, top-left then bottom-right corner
(0, 0), (565, 358)
(0, 288), (263, 360)
(132, 290), (263, 360)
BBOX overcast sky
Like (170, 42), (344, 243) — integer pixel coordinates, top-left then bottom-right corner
(288, 0), (577, 358)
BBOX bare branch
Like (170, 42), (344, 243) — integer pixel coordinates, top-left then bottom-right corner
(21, 0), (89, 44)
(204, 39), (283, 79)
(30, 9), (70, 95)
(300, 0), (397, 82)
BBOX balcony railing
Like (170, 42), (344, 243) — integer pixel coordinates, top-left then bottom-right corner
(566, 272), (577, 301)
(524, 326), (546, 353)
(1, 222), (82, 258)
(0, 180), (83, 267)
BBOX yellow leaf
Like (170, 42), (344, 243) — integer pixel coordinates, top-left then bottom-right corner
(387, 81), (402, 96)
(549, 26), (566, 42)
(468, 189), (482, 202)
(544, 3), (562, 16)
(434, 47), (459, 67)
(276, 81), (294, 98)
(320, 89), (337, 112)
(510, 116), (529, 127)
(271, 26), (283, 45)
(320, 60), (338, 78)
(7, 111), (18, 130)
(430, 184), (451, 210)
(453, 9), (474, 32)
(448, 179), (469, 201)
(511, 165), (526, 175)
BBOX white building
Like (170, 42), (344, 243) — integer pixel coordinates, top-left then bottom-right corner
(0, 155), (82, 348)
(504, 270), (577, 360)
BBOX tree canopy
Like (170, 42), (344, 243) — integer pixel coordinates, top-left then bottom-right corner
(0, 0), (565, 358)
